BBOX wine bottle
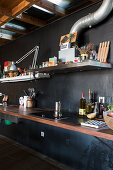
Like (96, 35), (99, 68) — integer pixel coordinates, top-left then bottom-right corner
(79, 93), (86, 116)
(91, 90), (95, 112)
(86, 89), (92, 114)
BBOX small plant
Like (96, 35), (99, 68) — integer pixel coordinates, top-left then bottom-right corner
(75, 43), (94, 55)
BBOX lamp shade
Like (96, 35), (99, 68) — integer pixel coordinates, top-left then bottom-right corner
(10, 61), (17, 71)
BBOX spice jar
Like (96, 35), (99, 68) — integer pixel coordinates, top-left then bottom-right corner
(8, 72), (14, 78)
(26, 97), (34, 108)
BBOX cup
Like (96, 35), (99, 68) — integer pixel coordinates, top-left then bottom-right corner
(19, 97), (24, 106)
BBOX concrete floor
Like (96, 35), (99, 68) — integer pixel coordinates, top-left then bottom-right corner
(0, 135), (71, 170)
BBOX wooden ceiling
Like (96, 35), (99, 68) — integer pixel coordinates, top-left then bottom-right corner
(0, 0), (100, 47)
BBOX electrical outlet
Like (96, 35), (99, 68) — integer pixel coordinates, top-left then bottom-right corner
(41, 131), (44, 137)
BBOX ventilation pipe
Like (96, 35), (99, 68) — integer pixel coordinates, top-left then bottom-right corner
(70, 0), (113, 34)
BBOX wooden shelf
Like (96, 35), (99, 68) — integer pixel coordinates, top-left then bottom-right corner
(29, 60), (112, 74)
(0, 73), (50, 83)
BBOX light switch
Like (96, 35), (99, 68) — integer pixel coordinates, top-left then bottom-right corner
(41, 131), (44, 137)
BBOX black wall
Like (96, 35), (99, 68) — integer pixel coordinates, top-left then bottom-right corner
(0, 2), (113, 112)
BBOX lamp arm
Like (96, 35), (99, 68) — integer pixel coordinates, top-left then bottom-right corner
(16, 46), (36, 64)
(16, 46), (39, 68)
(32, 48), (39, 69)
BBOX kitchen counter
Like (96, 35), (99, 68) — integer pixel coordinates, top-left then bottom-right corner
(0, 105), (113, 141)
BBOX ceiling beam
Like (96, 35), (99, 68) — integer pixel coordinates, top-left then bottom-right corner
(0, 0), (34, 27)
(15, 13), (46, 26)
(68, 0), (92, 13)
(27, 0), (67, 16)
(0, 7), (12, 17)
(47, 0), (93, 24)
(0, 7), (12, 26)
(12, 0), (33, 17)
(0, 0), (46, 28)
(0, 16), (11, 27)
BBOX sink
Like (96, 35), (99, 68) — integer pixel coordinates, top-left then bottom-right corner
(30, 111), (69, 120)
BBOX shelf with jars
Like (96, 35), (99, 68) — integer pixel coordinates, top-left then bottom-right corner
(0, 72), (50, 83)
(28, 60), (112, 74)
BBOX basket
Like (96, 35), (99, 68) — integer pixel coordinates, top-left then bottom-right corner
(103, 111), (113, 130)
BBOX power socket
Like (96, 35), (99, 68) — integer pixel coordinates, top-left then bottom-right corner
(41, 131), (44, 137)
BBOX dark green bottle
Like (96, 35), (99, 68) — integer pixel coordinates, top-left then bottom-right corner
(79, 93), (86, 116)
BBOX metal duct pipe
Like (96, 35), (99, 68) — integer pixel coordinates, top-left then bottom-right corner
(70, 0), (113, 34)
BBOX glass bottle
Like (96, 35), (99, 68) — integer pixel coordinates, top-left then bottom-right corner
(91, 90), (95, 112)
(86, 89), (92, 114)
(98, 97), (105, 118)
(79, 93), (86, 116)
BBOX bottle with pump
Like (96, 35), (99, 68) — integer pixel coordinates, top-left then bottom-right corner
(79, 93), (86, 116)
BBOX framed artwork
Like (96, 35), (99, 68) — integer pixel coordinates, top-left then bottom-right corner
(59, 32), (77, 46)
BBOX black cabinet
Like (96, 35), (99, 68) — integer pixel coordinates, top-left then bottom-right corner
(0, 118), (113, 169)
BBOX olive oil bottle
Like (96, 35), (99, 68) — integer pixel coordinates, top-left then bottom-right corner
(79, 93), (86, 116)
(86, 89), (95, 114)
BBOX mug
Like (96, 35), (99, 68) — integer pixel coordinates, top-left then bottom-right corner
(19, 97), (24, 106)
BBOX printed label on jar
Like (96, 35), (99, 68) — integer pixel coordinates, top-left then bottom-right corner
(79, 109), (86, 116)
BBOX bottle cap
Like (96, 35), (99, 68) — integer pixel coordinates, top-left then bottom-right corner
(82, 93), (84, 98)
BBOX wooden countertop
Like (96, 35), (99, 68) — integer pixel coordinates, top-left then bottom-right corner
(0, 105), (113, 141)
